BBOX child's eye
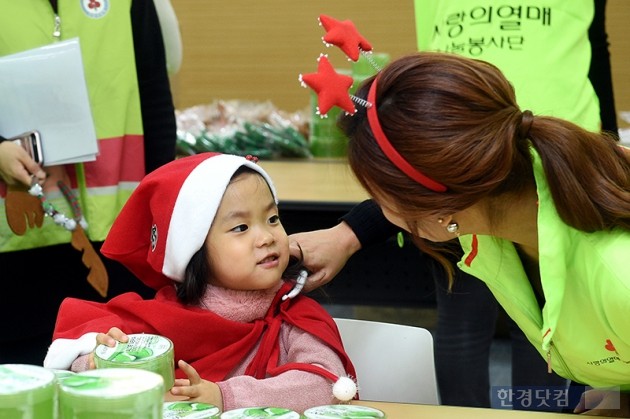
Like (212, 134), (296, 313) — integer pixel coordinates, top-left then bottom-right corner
(231, 224), (248, 232)
(269, 215), (280, 224)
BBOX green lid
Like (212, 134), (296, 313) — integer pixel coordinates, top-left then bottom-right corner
(58, 368), (164, 418)
(163, 401), (221, 418)
(94, 333), (175, 389)
(220, 407), (301, 418)
(48, 368), (76, 381)
(0, 364), (56, 419)
(303, 404), (386, 418)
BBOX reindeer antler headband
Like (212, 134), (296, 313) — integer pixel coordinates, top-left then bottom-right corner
(298, 15), (447, 192)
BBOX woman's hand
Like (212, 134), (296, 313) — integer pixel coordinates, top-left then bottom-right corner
(167, 360), (223, 410)
(288, 222), (361, 293)
(574, 388), (630, 417)
(0, 141), (45, 186)
(3, 162), (67, 236)
(89, 327), (129, 369)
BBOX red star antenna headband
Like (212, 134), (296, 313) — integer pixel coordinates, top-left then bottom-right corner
(298, 54), (370, 116)
(298, 14), (448, 193)
(319, 15), (371, 61)
(299, 14), (379, 117)
(319, 14), (385, 73)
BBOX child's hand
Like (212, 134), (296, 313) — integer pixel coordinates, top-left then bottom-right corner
(168, 360), (223, 410)
(99, 327), (129, 345)
(89, 327), (129, 369)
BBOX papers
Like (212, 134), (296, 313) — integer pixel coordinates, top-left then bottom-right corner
(0, 38), (98, 166)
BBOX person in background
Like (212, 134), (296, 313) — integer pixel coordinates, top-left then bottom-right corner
(44, 153), (358, 414)
(415, 0), (618, 138)
(153, 0), (183, 76)
(291, 0), (620, 409)
(0, 0), (176, 365)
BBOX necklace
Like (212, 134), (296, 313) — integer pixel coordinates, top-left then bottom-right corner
(28, 179), (87, 231)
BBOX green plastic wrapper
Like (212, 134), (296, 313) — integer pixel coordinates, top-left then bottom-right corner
(303, 404), (386, 418)
(219, 407), (300, 418)
(309, 89), (348, 158)
(0, 364), (56, 419)
(163, 401), (221, 418)
(94, 333), (175, 390)
(350, 53), (390, 79)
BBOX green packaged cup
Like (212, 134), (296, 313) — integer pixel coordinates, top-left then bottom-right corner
(48, 368), (76, 383)
(350, 53), (391, 79)
(94, 333), (175, 389)
(219, 407), (300, 418)
(309, 91), (348, 158)
(163, 401), (221, 418)
(0, 364), (56, 419)
(303, 404), (386, 418)
(58, 368), (164, 419)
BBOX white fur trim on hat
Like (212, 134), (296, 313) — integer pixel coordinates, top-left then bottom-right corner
(163, 154), (277, 281)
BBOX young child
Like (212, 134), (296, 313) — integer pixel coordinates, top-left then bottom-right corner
(44, 152), (358, 413)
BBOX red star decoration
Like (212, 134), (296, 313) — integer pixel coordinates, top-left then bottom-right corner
(319, 14), (373, 62)
(299, 54), (356, 116)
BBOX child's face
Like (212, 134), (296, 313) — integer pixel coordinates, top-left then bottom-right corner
(205, 172), (289, 290)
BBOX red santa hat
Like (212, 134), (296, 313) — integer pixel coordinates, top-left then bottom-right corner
(101, 152), (277, 290)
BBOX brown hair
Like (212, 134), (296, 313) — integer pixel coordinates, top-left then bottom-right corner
(340, 52), (630, 282)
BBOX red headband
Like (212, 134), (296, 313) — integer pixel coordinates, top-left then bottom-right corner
(366, 78), (447, 192)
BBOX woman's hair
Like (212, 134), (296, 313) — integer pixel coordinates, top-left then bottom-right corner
(175, 166), (303, 306)
(340, 52), (630, 280)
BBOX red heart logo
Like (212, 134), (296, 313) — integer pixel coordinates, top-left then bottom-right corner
(605, 339), (616, 352)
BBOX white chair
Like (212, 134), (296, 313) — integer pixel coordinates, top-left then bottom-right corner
(334, 317), (440, 405)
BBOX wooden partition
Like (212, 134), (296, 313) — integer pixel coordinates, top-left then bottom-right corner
(607, 0), (630, 129)
(170, 0), (629, 128)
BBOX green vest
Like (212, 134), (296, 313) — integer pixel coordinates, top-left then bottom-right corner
(0, 0), (144, 251)
(414, 0), (601, 131)
(458, 150), (630, 390)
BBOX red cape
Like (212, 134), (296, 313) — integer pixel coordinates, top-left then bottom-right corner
(52, 283), (356, 383)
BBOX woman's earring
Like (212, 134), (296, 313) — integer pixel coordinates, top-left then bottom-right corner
(437, 218), (444, 224)
(446, 222), (459, 235)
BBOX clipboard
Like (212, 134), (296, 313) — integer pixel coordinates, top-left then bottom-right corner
(0, 38), (98, 166)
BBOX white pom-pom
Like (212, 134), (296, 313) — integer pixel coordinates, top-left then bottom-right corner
(63, 218), (77, 231)
(332, 376), (357, 401)
(28, 183), (43, 196)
